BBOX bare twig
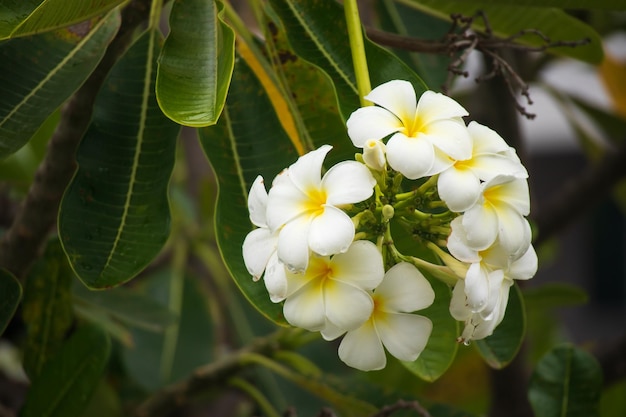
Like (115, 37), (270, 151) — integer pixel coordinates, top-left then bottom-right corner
(365, 11), (590, 119)
(369, 399), (432, 417)
(0, 0), (152, 281)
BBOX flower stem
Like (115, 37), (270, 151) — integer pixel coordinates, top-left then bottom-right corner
(344, 0), (371, 106)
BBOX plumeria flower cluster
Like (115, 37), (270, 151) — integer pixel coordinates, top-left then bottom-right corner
(242, 79), (537, 371)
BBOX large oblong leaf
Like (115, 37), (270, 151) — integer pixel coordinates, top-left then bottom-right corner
(0, 10), (120, 160)
(529, 344), (603, 417)
(269, 0), (428, 121)
(400, 1), (603, 64)
(156, 0), (235, 126)
(402, 274), (458, 382)
(59, 29), (181, 289)
(474, 283), (526, 369)
(198, 57), (300, 326)
(0, 269), (22, 336)
(20, 324), (111, 417)
(0, 0), (125, 40)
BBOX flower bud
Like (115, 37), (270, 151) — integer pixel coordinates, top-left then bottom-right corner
(362, 139), (386, 171)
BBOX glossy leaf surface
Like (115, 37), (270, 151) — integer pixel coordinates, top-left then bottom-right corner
(199, 57), (300, 326)
(22, 240), (74, 379)
(20, 324), (111, 417)
(529, 344), (603, 417)
(400, 1), (603, 64)
(0, 0), (125, 39)
(0, 11), (120, 159)
(475, 283), (525, 369)
(0, 269), (22, 336)
(59, 29), (180, 289)
(156, 0), (235, 126)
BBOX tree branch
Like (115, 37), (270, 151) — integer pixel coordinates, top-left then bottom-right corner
(0, 0), (152, 280)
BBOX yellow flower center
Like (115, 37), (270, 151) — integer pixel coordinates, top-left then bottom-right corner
(302, 187), (327, 216)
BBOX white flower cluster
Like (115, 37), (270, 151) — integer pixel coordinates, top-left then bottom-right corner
(242, 145), (434, 371)
(346, 80), (537, 343)
(242, 79), (537, 372)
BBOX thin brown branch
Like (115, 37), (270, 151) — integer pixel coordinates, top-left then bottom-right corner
(532, 141), (626, 246)
(369, 399), (432, 417)
(0, 0), (152, 280)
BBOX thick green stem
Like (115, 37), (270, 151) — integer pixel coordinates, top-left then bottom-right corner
(344, 0), (371, 106)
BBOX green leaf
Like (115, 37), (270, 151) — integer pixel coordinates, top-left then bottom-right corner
(73, 281), (178, 332)
(198, 57), (300, 326)
(0, 0), (125, 39)
(269, 0), (428, 121)
(400, 1), (604, 64)
(156, 0), (235, 126)
(475, 283), (525, 369)
(523, 282), (588, 310)
(0, 269), (22, 336)
(403, 275), (458, 382)
(20, 324), (111, 417)
(0, 10), (120, 160)
(22, 240), (74, 379)
(59, 29), (181, 289)
(121, 270), (213, 391)
(529, 344), (603, 417)
(430, 0), (626, 9)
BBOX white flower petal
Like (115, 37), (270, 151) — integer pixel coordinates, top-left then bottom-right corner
(470, 154), (527, 182)
(323, 161), (375, 206)
(422, 119), (472, 161)
(283, 279), (326, 331)
(242, 228), (277, 279)
(288, 145), (331, 194)
(338, 320), (386, 371)
(266, 176), (309, 232)
(497, 210), (531, 258)
(365, 80), (417, 123)
(376, 262), (434, 312)
(479, 269), (505, 320)
(464, 262), (490, 312)
(330, 240), (385, 290)
(462, 203), (499, 251)
(507, 244), (538, 280)
(346, 106), (403, 147)
(362, 139), (387, 171)
(264, 253), (288, 303)
(386, 133), (435, 179)
(427, 147), (457, 176)
(376, 313), (432, 362)
(248, 176), (269, 227)
(321, 320), (346, 341)
(438, 167), (481, 212)
(485, 176), (530, 216)
(325, 280), (374, 331)
(447, 217), (481, 263)
(449, 280), (471, 321)
(416, 90), (469, 122)
(276, 214), (312, 272)
(308, 206), (355, 256)
(467, 121), (510, 154)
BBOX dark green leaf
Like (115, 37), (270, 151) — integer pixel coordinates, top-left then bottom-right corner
(401, 1), (604, 64)
(523, 282), (588, 310)
(403, 275), (458, 382)
(20, 324), (111, 417)
(73, 281), (178, 332)
(269, 0), (428, 121)
(0, 10), (120, 159)
(59, 29), (180, 289)
(156, 0), (235, 126)
(0, 0), (125, 39)
(475, 283), (525, 369)
(427, 0), (626, 9)
(198, 57), (300, 326)
(121, 270), (213, 391)
(529, 344), (603, 417)
(0, 269), (22, 336)
(22, 240), (74, 379)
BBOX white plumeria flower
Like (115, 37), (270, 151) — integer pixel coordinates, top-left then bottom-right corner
(330, 262), (434, 372)
(438, 122), (528, 212)
(449, 243), (537, 342)
(461, 175), (531, 258)
(282, 240), (384, 332)
(346, 80), (471, 179)
(266, 145), (376, 272)
(242, 176), (288, 302)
